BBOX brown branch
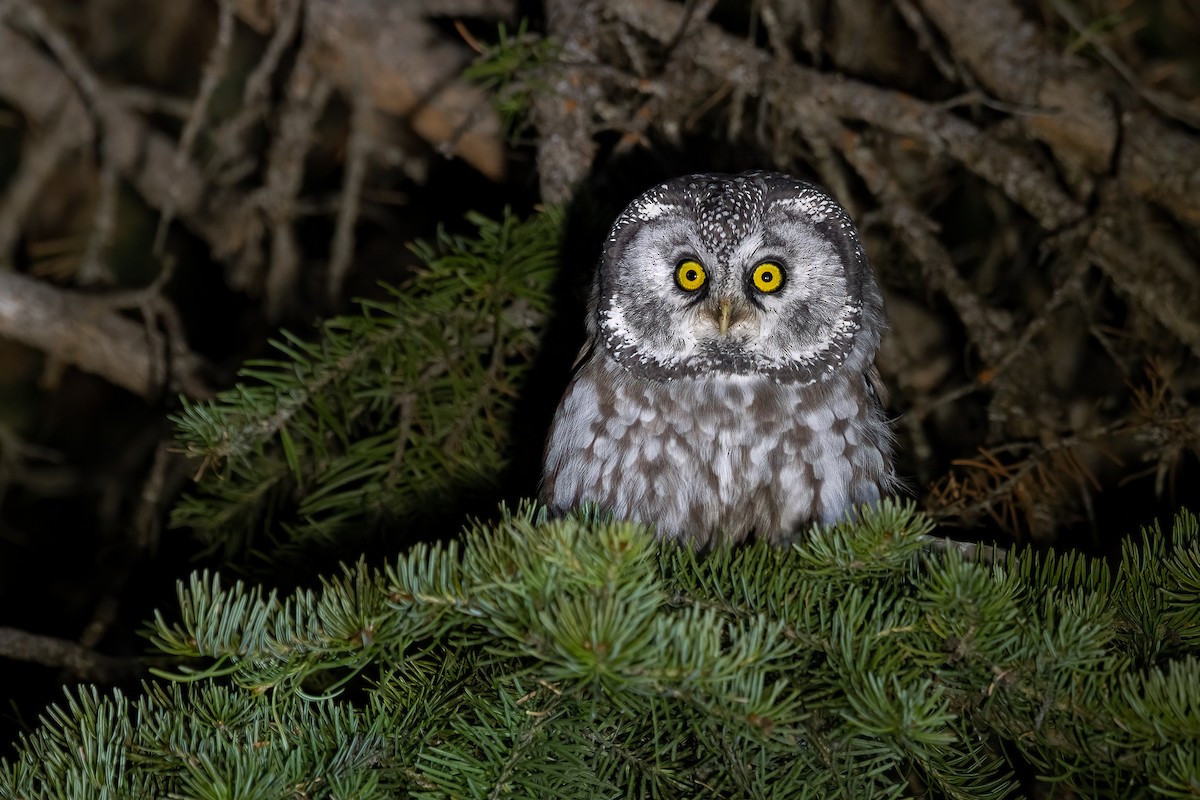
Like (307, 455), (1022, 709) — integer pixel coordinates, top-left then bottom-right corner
(1088, 222), (1200, 360)
(78, 153), (118, 284)
(811, 77), (1085, 230)
(734, 67), (1017, 364)
(233, 0), (515, 34)
(0, 24), (247, 256)
(915, 0), (1200, 227)
(1047, 0), (1200, 130)
(8, 0), (104, 106)
(178, 0), (236, 160)
(1119, 112), (1200, 228)
(153, 0), (237, 253)
(225, 0), (509, 179)
(261, 54), (334, 319)
(914, 0), (1117, 176)
(531, 0), (606, 204)
(608, 0), (1085, 231)
(928, 420), (1129, 536)
(0, 270), (210, 399)
(0, 111), (79, 264)
(212, 0), (304, 179)
(299, 0), (508, 181)
(0, 626), (142, 684)
(328, 95), (372, 303)
(833, 124), (1013, 363)
(1, 1), (514, 314)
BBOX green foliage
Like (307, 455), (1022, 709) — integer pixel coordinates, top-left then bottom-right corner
(169, 208), (562, 564)
(463, 20), (559, 137)
(4, 502), (1199, 799)
(0, 683), (390, 800)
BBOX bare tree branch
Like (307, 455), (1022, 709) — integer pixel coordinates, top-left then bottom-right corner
(299, 0), (508, 181)
(0, 112), (80, 264)
(0, 626), (141, 683)
(328, 96), (373, 303)
(260, 54), (334, 319)
(609, 0), (1085, 231)
(531, 0), (606, 204)
(0, 271), (210, 399)
(916, 0), (1200, 226)
(0, 25), (245, 252)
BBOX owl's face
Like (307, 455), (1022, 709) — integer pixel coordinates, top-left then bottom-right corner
(593, 172), (883, 384)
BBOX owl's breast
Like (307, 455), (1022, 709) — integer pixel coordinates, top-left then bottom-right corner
(541, 359), (893, 546)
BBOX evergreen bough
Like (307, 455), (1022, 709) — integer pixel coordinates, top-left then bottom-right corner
(2, 210), (1198, 798)
(169, 208), (561, 564)
(2, 504), (1199, 798)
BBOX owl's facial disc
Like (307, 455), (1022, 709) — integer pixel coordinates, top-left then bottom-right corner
(596, 172), (882, 384)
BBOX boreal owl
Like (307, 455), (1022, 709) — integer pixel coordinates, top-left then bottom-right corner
(540, 171), (894, 546)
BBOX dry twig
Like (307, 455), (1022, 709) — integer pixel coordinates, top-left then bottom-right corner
(0, 626), (141, 684)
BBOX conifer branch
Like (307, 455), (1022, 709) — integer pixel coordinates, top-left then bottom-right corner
(4, 502), (1198, 798)
(168, 209), (562, 564)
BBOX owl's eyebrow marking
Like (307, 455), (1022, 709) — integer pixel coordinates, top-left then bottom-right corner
(633, 200), (673, 222)
(774, 194), (841, 224)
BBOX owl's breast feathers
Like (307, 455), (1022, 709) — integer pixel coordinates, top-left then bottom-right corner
(540, 358), (894, 546)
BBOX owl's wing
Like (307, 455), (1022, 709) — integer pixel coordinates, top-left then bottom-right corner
(866, 362), (889, 407)
(569, 337), (597, 372)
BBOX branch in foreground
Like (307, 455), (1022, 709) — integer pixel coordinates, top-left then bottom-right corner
(4, 503), (1199, 797)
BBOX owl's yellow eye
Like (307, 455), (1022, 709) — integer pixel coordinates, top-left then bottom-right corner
(751, 261), (784, 293)
(675, 259), (707, 292)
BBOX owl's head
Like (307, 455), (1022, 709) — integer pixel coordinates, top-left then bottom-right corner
(592, 171), (884, 385)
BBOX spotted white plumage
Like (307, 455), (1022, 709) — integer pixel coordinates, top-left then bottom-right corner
(541, 171), (894, 545)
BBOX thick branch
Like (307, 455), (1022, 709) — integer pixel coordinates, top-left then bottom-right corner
(0, 271), (207, 399)
(531, 0), (606, 204)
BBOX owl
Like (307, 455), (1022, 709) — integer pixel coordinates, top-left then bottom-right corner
(540, 171), (894, 546)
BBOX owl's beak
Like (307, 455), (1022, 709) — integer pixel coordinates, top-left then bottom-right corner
(710, 297), (748, 336)
(717, 298), (733, 336)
